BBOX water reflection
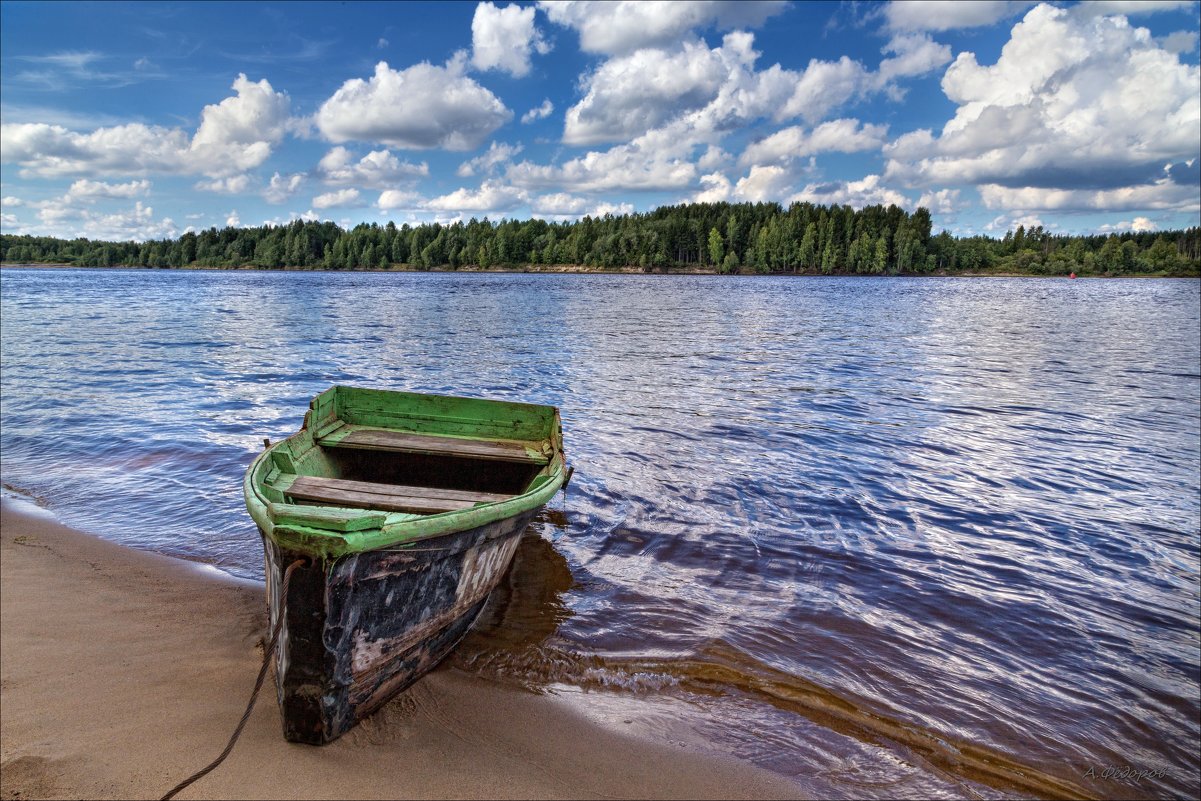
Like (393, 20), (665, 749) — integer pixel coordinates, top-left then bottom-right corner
(451, 526), (576, 686)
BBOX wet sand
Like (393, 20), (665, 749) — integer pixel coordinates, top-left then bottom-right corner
(0, 498), (805, 800)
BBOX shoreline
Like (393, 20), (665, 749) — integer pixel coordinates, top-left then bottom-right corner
(0, 496), (807, 800)
(1, 262), (1196, 278)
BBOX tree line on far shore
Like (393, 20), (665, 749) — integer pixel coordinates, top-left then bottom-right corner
(2, 201), (1199, 276)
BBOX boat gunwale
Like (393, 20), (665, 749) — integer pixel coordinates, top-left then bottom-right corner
(245, 393), (568, 560)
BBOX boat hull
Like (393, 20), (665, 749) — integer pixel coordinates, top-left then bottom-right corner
(261, 507), (538, 744)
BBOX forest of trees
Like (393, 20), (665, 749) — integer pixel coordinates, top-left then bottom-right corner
(2, 201), (1199, 276)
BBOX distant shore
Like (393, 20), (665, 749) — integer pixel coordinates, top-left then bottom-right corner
(0, 496), (806, 801)
(2, 261), (1196, 278)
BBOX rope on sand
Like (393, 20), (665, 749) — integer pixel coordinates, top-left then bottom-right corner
(160, 558), (306, 801)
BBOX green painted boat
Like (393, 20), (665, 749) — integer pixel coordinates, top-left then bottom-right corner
(243, 385), (570, 744)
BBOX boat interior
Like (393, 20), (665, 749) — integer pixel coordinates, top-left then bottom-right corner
(256, 387), (559, 518)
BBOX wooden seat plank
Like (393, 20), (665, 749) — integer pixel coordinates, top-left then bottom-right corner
(291, 476), (510, 505)
(319, 425), (548, 465)
(285, 475), (512, 516)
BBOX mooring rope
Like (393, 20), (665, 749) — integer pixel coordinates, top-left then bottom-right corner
(161, 557), (306, 801)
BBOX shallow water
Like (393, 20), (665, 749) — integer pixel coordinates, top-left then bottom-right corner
(2, 268), (1198, 798)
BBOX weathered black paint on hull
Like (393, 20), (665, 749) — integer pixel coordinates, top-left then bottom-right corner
(261, 508), (537, 744)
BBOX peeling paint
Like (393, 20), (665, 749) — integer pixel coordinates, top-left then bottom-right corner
(261, 509), (538, 744)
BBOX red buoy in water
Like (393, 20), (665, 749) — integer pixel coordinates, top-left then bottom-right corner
(1069, 272), (1077, 279)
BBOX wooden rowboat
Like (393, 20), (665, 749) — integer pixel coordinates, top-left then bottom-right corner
(243, 386), (570, 744)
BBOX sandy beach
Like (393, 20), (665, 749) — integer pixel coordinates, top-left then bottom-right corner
(0, 497), (805, 800)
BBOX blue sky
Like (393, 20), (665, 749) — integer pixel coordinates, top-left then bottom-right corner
(1, 0), (1198, 242)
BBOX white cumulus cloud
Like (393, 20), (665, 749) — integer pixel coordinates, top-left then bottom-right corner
(1098, 216), (1158, 232)
(883, 1), (1032, 32)
(424, 180), (527, 213)
(507, 132), (697, 193)
(65, 178), (151, 201)
(471, 2), (550, 77)
(978, 179), (1200, 212)
(521, 99), (554, 124)
(883, 2), (1201, 209)
(312, 188), (362, 209)
(697, 145), (729, 170)
(80, 201), (176, 241)
(540, 0), (787, 55)
(195, 175), (251, 194)
(560, 29), (930, 149)
(28, 198), (177, 241)
(916, 188), (962, 214)
(589, 201), (636, 217)
(189, 74), (291, 173)
(776, 36), (951, 121)
(740, 119), (889, 166)
(778, 56), (871, 123)
(691, 172), (733, 203)
(986, 212), (1048, 232)
(0, 73), (291, 178)
(564, 38), (734, 145)
(314, 59), (512, 150)
(733, 164), (793, 202)
(316, 146), (428, 187)
(457, 141), (524, 177)
(524, 27), (950, 195)
(1, 122), (187, 178)
(530, 193), (635, 219)
(529, 192), (591, 215)
(790, 174), (913, 209)
(264, 172), (305, 204)
(377, 189), (423, 212)
(873, 33), (953, 94)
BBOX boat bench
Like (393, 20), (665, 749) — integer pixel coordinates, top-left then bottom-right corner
(316, 423), (549, 466)
(282, 475), (512, 516)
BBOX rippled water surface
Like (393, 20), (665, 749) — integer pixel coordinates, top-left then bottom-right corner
(2, 268), (1198, 798)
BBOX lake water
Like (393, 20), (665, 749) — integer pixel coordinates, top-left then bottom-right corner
(2, 267), (1198, 799)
